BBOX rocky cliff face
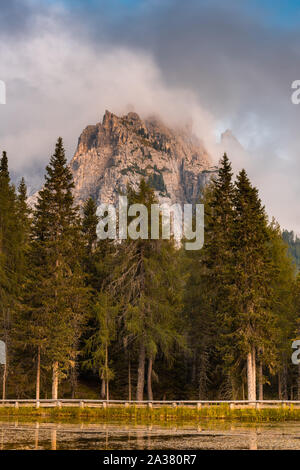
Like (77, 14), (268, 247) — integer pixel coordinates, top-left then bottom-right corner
(69, 110), (217, 207)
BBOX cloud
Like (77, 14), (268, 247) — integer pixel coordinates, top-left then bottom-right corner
(0, 1), (217, 192)
(1, 0), (300, 232)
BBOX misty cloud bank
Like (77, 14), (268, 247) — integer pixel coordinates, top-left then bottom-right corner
(1, 0), (300, 231)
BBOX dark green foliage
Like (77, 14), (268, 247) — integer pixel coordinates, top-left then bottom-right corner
(82, 197), (99, 256)
(0, 145), (299, 402)
(184, 156), (297, 401)
(20, 138), (89, 397)
(282, 230), (300, 271)
(0, 153), (32, 398)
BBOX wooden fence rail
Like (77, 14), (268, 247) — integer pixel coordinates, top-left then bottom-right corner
(0, 399), (300, 409)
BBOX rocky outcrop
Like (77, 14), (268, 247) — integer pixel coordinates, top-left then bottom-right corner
(70, 110), (217, 207)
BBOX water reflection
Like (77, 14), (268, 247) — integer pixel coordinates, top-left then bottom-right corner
(51, 429), (57, 451)
(35, 423), (39, 450)
(248, 430), (258, 450)
(0, 419), (299, 450)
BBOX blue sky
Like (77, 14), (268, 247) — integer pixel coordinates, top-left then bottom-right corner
(52, 0), (300, 26)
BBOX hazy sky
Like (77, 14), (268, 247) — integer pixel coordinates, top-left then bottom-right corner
(1, 0), (300, 231)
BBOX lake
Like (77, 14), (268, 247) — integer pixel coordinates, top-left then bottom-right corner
(1, 419), (300, 450)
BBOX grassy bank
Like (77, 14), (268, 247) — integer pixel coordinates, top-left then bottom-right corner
(0, 405), (300, 423)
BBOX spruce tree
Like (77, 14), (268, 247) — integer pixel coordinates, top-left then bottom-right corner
(28, 138), (88, 399)
(82, 197), (99, 255)
(199, 154), (236, 397)
(0, 151), (19, 399)
(227, 169), (275, 401)
(8, 178), (33, 397)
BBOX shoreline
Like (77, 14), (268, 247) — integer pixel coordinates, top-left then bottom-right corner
(0, 405), (300, 423)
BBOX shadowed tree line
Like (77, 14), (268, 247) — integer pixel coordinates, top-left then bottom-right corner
(0, 140), (299, 401)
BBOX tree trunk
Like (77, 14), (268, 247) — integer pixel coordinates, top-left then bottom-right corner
(297, 364), (300, 401)
(106, 380), (109, 401)
(70, 364), (77, 399)
(2, 340), (7, 401)
(282, 363), (288, 400)
(105, 342), (109, 400)
(2, 362), (6, 401)
(247, 351), (254, 401)
(2, 339), (8, 402)
(252, 346), (256, 400)
(198, 350), (208, 400)
(36, 346), (40, 401)
(191, 352), (196, 384)
(147, 357), (153, 401)
(136, 342), (145, 401)
(128, 357), (132, 401)
(52, 361), (58, 399)
(258, 360), (263, 401)
(100, 374), (106, 399)
(278, 372), (282, 399)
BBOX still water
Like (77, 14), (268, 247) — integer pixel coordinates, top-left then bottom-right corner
(1, 419), (300, 450)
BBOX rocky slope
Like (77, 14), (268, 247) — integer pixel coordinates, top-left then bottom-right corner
(69, 110), (217, 207)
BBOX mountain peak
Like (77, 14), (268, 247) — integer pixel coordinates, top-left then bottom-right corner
(70, 110), (217, 207)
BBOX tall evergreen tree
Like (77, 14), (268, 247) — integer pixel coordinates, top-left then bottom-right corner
(266, 220), (296, 400)
(107, 180), (185, 400)
(197, 154), (236, 398)
(225, 169), (275, 401)
(84, 292), (118, 400)
(81, 195), (118, 398)
(0, 151), (20, 399)
(82, 197), (99, 255)
(26, 138), (88, 399)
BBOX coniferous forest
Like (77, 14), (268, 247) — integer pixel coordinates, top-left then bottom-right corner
(1, 138), (299, 402)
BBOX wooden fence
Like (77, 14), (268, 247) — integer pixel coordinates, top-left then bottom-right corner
(0, 399), (300, 409)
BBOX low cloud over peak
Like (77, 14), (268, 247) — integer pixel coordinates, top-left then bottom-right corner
(1, 0), (300, 231)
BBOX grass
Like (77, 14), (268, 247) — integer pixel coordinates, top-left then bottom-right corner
(0, 404), (299, 423)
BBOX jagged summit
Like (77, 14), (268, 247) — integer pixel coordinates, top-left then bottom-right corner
(70, 110), (217, 207)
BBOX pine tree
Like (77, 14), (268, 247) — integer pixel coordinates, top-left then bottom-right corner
(266, 220), (296, 400)
(82, 197), (99, 255)
(84, 292), (118, 400)
(27, 138), (88, 399)
(0, 151), (20, 399)
(8, 178), (33, 397)
(226, 169), (275, 401)
(15, 178), (31, 284)
(106, 180), (185, 400)
(197, 154), (236, 398)
(81, 195), (117, 398)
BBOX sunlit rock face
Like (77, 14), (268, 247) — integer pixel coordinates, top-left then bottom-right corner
(70, 110), (217, 207)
